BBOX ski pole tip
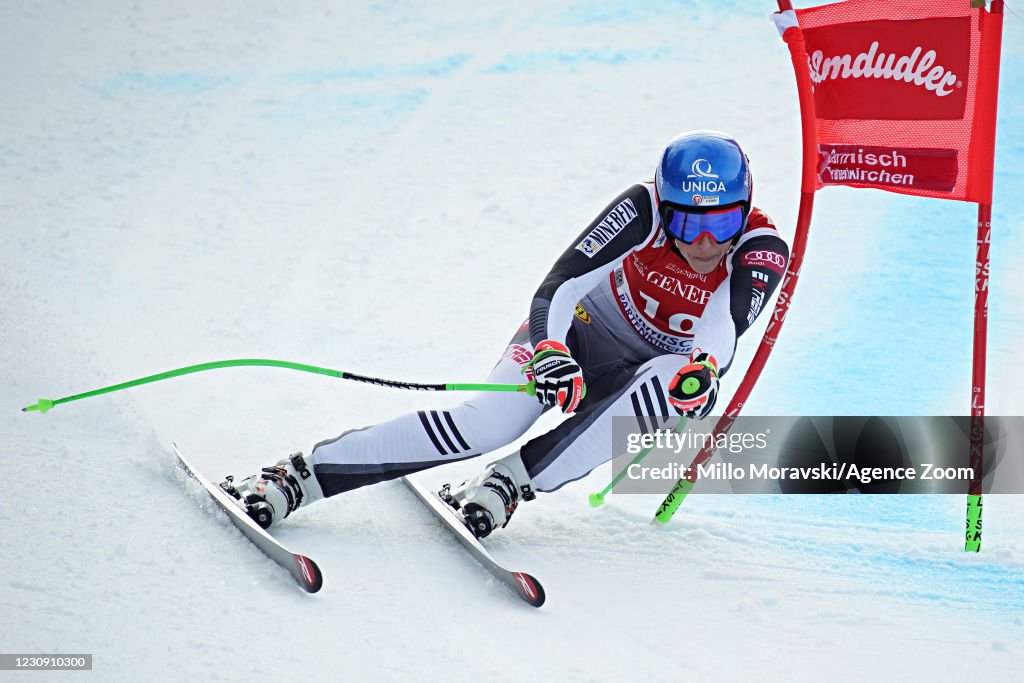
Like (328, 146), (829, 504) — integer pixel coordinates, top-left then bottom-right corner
(22, 398), (54, 414)
(588, 492), (605, 507)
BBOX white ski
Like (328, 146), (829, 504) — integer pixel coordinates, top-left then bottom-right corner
(173, 444), (323, 593)
(402, 475), (545, 608)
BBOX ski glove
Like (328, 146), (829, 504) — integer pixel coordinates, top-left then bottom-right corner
(667, 352), (719, 420)
(530, 340), (585, 414)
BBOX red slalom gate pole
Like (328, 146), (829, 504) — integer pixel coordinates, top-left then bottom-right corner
(965, 203), (992, 552)
(966, 0), (1003, 552)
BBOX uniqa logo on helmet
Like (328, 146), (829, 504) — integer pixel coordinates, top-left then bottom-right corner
(680, 159), (727, 194)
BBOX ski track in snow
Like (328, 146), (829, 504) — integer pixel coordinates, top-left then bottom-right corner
(3, 1), (1023, 680)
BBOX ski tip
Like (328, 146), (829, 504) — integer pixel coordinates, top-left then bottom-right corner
(512, 572), (545, 608)
(295, 554), (323, 593)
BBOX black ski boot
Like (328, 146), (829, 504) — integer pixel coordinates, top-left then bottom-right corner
(221, 452), (324, 529)
(447, 452), (535, 538)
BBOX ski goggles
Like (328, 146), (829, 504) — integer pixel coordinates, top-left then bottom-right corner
(660, 204), (746, 245)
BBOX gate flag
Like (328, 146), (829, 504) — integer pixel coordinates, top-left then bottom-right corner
(795, 0), (1003, 203)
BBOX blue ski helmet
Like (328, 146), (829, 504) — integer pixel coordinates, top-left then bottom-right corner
(655, 131), (752, 244)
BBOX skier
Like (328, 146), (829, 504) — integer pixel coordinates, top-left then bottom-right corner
(223, 130), (790, 538)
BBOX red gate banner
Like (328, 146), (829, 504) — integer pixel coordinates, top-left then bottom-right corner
(795, 0), (1003, 202)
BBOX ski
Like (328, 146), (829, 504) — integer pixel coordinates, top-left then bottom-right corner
(172, 443), (323, 593)
(402, 475), (545, 608)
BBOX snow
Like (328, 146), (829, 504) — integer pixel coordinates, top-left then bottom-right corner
(2, 1), (1022, 680)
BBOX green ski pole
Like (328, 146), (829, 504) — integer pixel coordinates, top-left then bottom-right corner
(589, 418), (686, 508)
(22, 358), (534, 414)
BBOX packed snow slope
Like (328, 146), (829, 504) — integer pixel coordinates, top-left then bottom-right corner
(2, 1), (1022, 680)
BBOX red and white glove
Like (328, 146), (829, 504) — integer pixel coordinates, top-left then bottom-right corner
(667, 352), (719, 420)
(530, 340), (585, 414)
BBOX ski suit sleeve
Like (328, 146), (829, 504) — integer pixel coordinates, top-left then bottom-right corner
(529, 184), (656, 347)
(691, 210), (789, 375)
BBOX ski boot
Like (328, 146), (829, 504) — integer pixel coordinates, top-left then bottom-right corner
(221, 452), (324, 530)
(445, 452), (536, 538)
